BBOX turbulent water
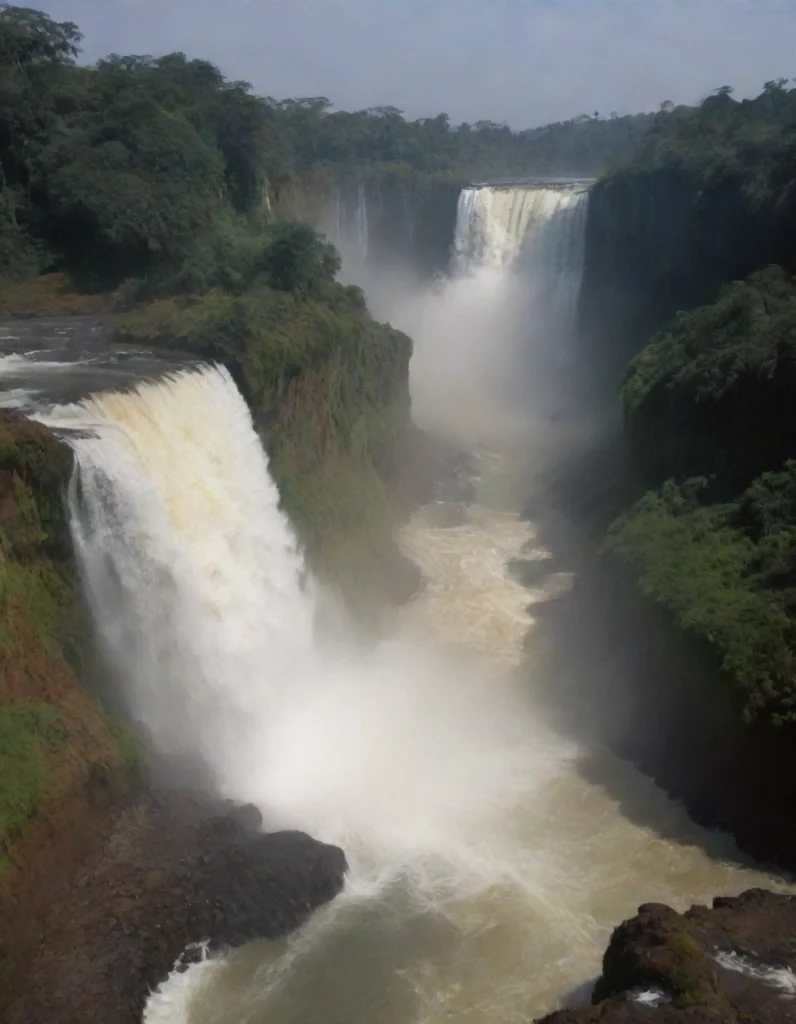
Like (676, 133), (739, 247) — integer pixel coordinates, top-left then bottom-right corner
(0, 183), (788, 1024)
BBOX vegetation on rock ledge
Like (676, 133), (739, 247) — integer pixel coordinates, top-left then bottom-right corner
(608, 268), (796, 725)
(113, 222), (413, 606)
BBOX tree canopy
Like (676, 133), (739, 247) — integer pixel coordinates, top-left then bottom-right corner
(0, 3), (659, 288)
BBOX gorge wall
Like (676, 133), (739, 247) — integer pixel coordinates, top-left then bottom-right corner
(271, 166), (462, 282)
(0, 411), (137, 1008)
(558, 94), (796, 871)
(579, 164), (796, 398)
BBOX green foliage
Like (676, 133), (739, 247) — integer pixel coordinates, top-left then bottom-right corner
(0, 412), (137, 879)
(606, 479), (796, 724)
(611, 263), (796, 727)
(113, 270), (411, 601)
(622, 80), (796, 204)
(259, 221), (340, 296)
(0, 703), (65, 871)
(622, 267), (796, 494)
(268, 97), (653, 181)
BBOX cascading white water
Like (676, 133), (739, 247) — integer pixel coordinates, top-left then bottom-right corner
(454, 183), (589, 273)
(49, 365), (548, 884)
(329, 182), (371, 275)
(407, 182), (590, 443)
(356, 181), (370, 263)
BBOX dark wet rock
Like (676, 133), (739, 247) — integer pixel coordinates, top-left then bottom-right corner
(15, 791), (347, 1024)
(538, 889), (796, 1024)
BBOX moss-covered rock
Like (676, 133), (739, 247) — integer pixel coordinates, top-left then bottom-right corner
(539, 890), (796, 1024)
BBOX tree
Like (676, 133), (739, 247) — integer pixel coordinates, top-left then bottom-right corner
(261, 222), (341, 296)
(0, 4), (80, 65)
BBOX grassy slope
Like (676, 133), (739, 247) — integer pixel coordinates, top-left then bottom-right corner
(0, 274), (118, 318)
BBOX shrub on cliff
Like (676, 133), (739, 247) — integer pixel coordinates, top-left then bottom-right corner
(622, 266), (796, 496)
(606, 477), (796, 725)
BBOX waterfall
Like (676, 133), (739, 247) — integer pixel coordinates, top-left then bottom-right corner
(407, 182), (591, 440)
(49, 363), (543, 883)
(330, 181), (371, 274)
(453, 183), (589, 343)
(355, 181), (370, 263)
(53, 366), (314, 787)
(454, 183), (589, 271)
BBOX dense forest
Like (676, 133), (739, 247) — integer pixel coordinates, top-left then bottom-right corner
(602, 83), (796, 728)
(0, 3), (654, 293)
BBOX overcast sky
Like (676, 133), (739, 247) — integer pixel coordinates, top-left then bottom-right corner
(34, 0), (796, 127)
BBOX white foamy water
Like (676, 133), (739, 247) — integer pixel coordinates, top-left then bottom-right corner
(138, 424), (783, 1024)
(454, 184), (588, 275)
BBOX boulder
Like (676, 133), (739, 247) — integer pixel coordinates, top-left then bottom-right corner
(14, 791), (347, 1024)
(539, 889), (796, 1024)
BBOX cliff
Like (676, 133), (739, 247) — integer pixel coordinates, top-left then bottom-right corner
(271, 164), (462, 280)
(0, 411), (137, 1009)
(579, 87), (796, 396)
(563, 85), (796, 871)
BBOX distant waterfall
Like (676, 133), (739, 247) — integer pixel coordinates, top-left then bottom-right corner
(453, 183), (589, 342)
(407, 181), (591, 439)
(355, 181), (369, 263)
(330, 182), (371, 272)
(454, 184), (589, 270)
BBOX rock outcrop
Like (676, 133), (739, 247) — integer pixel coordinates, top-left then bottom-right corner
(540, 889), (796, 1024)
(10, 792), (347, 1024)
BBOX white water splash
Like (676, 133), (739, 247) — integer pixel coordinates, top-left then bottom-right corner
(714, 950), (796, 997)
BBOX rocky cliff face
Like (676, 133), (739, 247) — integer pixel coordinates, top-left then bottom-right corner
(12, 794), (346, 1024)
(271, 166), (461, 281)
(578, 167), (784, 398)
(0, 411), (138, 1013)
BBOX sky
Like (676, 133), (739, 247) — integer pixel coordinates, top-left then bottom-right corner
(34, 0), (796, 128)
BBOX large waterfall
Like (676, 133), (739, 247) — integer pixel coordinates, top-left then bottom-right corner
(46, 366), (545, 877)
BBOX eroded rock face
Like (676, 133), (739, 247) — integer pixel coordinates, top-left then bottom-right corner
(539, 889), (796, 1024)
(12, 792), (347, 1024)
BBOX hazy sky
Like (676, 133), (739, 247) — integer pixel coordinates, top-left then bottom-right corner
(35, 0), (796, 127)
